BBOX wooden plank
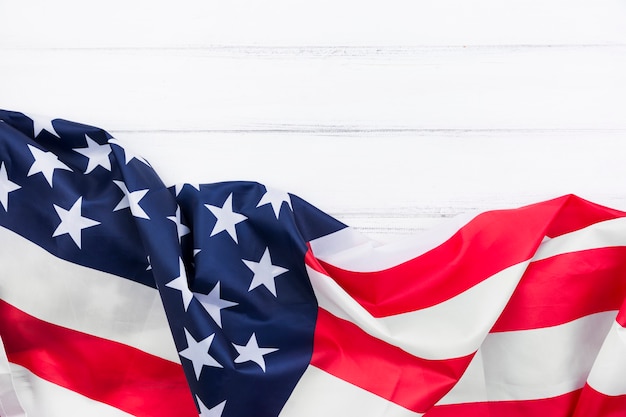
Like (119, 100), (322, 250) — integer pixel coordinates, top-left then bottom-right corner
(1, 47), (624, 131)
(113, 130), (626, 225)
(1, 0), (625, 48)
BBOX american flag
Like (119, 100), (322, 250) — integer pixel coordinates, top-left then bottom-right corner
(1, 109), (625, 417)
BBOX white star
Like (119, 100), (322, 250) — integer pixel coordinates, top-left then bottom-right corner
(179, 329), (222, 380)
(0, 162), (21, 211)
(167, 207), (190, 243)
(146, 256), (152, 271)
(233, 333), (278, 372)
(30, 115), (60, 138)
(73, 134), (112, 174)
(113, 180), (150, 219)
(197, 397), (226, 417)
(257, 187), (292, 219)
(166, 258), (193, 310)
(108, 138), (150, 166)
(243, 248), (288, 297)
(194, 248), (201, 257)
(195, 282), (238, 328)
(27, 144), (72, 186)
(174, 183), (200, 196)
(52, 197), (100, 249)
(205, 193), (247, 243)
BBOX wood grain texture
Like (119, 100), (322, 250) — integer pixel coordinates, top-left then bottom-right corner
(1, 47), (624, 131)
(1, 1), (624, 240)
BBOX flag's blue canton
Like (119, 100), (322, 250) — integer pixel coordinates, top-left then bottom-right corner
(0, 110), (156, 287)
(0, 109), (349, 416)
(171, 183), (346, 416)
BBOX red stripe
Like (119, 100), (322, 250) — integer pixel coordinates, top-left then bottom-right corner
(304, 244), (326, 274)
(543, 196), (625, 239)
(315, 195), (625, 317)
(492, 247), (626, 332)
(0, 299), (197, 417)
(311, 308), (473, 413)
(573, 383), (626, 417)
(616, 299), (626, 327)
(424, 389), (581, 417)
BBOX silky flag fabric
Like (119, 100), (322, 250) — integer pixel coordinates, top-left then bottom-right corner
(1, 111), (626, 417)
(0, 110), (197, 417)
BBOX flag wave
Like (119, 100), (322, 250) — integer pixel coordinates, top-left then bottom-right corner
(0, 110), (625, 417)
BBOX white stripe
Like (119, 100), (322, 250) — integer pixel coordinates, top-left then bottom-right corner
(0, 337), (25, 417)
(438, 311), (616, 404)
(310, 214), (626, 274)
(279, 365), (423, 417)
(0, 225), (179, 362)
(534, 217), (626, 261)
(307, 261), (526, 359)
(309, 212), (477, 272)
(587, 321), (626, 396)
(7, 364), (134, 417)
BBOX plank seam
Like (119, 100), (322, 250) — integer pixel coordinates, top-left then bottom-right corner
(109, 128), (626, 135)
(2, 44), (625, 57)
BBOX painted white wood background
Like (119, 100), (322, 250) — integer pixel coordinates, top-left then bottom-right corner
(1, 0), (625, 241)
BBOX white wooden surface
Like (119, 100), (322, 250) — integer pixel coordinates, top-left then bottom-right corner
(1, 0), (625, 241)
